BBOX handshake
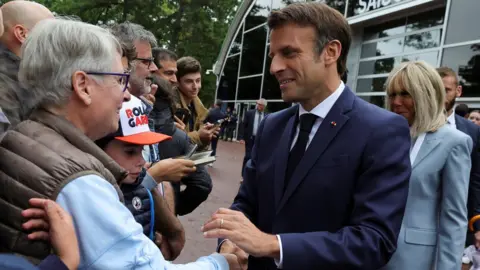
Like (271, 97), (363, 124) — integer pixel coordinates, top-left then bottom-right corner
(217, 240), (249, 270)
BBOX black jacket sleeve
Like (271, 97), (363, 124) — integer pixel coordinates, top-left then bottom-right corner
(175, 165), (212, 216)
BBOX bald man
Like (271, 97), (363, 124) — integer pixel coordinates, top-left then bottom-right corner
(0, 1), (53, 127)
(0, 0), (54, 56)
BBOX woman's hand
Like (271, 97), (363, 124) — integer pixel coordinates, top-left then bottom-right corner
(22, 198), (80, 270)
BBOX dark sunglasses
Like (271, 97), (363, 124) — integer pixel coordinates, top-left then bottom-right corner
(86, 72), (130, 92)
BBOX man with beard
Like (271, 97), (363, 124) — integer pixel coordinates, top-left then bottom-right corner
(438, 67), (480, 247)
(0, 1), (54, 126)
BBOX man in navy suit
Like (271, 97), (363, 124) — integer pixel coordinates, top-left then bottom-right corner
(201, 3), (412, 269)
(240, 98), (267, 177)
(204, 99), (227, 157)
(438, 67), (480, 246)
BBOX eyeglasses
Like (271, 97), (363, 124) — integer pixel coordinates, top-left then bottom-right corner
(135, 57), (155, 69)
(86, 72), (130, 92)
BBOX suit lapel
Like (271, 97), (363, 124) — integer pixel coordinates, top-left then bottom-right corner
(412, 133), (440, 169)
(455, 114), (467, 134)
(276, 89), (354, 214)
(274, 109), (297, 210)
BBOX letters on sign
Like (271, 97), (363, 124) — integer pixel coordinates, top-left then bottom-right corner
(357, 0), (406, 15)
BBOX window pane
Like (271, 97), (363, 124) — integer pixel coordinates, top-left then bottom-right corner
(358, 95), (386, 108)
(262, 56), (282, 99)
(217, 55), (240, 101)
(445, 1), (480, 45)
(399, 51), (438, 67)
(356, 77), (387, 93)
(363, 18), (406, 40)
(265, 102), (292, 113)
(245, 0), (272, 31)
(238, 76), (262, 100)
(228, 24), (243, 56)
(406, 8), (444, 32)
(272, 0), (303, 10)
(404, 29), (442, 53)
(361, 37), (404, 58)
(358, 57), (396, 75)
(441, 44), (480, 97)
(240, 26), (268, 76)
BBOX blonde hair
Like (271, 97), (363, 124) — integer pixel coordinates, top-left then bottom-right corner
(385, 61), (446, 138)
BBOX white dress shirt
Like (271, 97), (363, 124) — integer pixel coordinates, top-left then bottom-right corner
(447, 112), (456, 128)
(253, 111), (264, 136)
(276, 81), (345, 268)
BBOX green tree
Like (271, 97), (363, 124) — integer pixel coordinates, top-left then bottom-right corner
(8, 0), (240, 107)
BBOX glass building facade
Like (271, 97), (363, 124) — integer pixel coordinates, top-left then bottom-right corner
(214, 0), (479, 137)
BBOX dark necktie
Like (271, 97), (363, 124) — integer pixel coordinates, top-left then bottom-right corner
(284, 113), (318, 192)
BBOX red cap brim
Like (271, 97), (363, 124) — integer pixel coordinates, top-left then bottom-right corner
(115, 131), (171, 145)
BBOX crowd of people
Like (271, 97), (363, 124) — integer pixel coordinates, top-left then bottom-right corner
(0, 1), (480, 270)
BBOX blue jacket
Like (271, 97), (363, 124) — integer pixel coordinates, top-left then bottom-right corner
(230, 87), (412, 269)
(0, 254), (68, 270)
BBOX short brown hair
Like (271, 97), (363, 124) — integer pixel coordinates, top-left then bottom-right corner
(436, 66), (458, 85)
(177, 56), (202, 80)
(268, 2), (351, 76)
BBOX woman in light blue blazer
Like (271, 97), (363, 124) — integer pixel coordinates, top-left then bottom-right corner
(382, 61), (473, 270)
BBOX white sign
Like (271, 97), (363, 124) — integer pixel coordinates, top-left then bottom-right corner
(357, 0), (407, 15)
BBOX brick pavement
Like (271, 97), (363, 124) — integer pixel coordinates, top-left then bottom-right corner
(174, 140), (245, 263)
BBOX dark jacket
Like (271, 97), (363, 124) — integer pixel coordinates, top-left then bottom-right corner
(0, 254), (68, 270)
(455, 115), (480, 232)
(122, 169), (154, 239)
(0, 45), (25, 127)
(0, 109), (126, 263)
(204, 107), (226, 125)
(150, 97), (212, 216)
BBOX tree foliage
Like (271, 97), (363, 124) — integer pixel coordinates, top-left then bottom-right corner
(4, 0), (241, 107)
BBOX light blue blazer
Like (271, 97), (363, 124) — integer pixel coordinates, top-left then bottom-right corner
(382, 124), (472, 270)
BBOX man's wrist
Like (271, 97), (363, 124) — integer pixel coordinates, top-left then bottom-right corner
(262, 234), (280, 259)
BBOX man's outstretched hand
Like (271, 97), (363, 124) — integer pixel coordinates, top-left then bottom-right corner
(202, 208), (280, 259)
(22, 198), (79, 270)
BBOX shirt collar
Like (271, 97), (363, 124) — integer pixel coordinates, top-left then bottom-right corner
(447, 112), (456, 125)
(298, 81), (345, 119)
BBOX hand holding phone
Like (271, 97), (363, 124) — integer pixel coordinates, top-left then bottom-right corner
(185, 144), (198, 159)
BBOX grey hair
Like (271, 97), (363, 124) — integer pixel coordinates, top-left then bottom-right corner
(258, 98), (268, 106)
(108, 22), (158, 49)
(385, 61), (446, 138)
(18, 18), (122, 112)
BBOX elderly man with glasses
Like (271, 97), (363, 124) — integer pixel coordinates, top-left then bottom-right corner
(0, 19), (239, 270)
(240, 98), (268, 178)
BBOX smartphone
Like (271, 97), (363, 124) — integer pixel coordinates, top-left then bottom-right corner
(174, 108), (190, 124)
(215, 119), (225, 126)
(185, 144), (198, 159)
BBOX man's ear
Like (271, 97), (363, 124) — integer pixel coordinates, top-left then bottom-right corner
(72, 71), (92, 106)
(456, 84), (463, 98)
(13, 25), (29, 44)
(323, 40), (342, 66)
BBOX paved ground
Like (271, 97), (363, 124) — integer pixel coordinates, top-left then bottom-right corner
(174, 140), (245, 263)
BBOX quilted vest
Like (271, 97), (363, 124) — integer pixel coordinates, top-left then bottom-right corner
(0, 109), (127, 263)
(122, 173), (153, 239)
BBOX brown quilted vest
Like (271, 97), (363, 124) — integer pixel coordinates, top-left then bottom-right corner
(0, 109), (127, 263)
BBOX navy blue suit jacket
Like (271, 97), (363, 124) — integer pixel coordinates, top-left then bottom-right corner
(0, 254), (68, 270)
(231, 87), (412, 269)
(242, 109), (255, 144)
(455, 114), (480, 231)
